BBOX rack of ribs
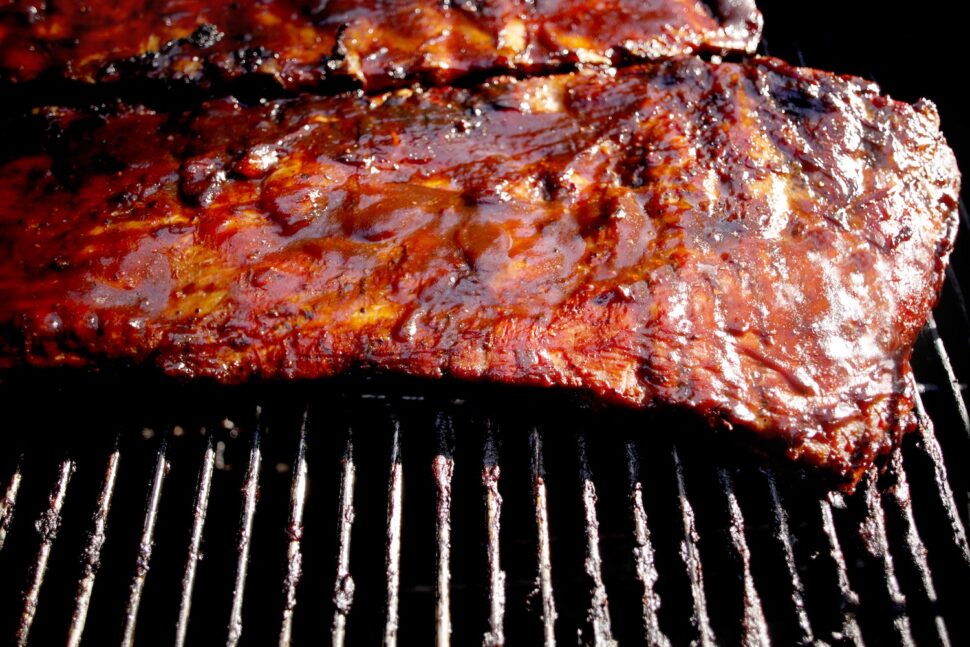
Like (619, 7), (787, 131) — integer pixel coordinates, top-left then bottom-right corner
(0, 57), (959, 488)
(0, 0), (762, 91)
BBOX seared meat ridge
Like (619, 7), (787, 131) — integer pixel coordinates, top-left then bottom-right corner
(0, 0), (762, 91)
(0, 58), (959, 487)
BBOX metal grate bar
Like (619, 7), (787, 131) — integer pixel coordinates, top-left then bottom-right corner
(575, 433), (616, 647)
(331, 430), (356, 647)
(67, 442), (121, 647)
(860, 477), (915, 646)
(718, 468), (769, 647)
(624, 441), (668, 647)
(912, 387), (970, 564)
(883, 451), (950, 646)
(16, 458), (74, 647)
(175, 432), (216, 647)
(763, 470), (815, 644)
(433, 413), (455, 647)
(121, 434), (169, 647)
(279, 409), (310, 647)
(227, 422), (263, 647)
(925, 314), (970, 437)
(672, 446), (714, 647)
(0, 457), (23, 552)
(530, 428), (557, 647)
(820, 497), (864, 646)
(482, 419), (505, 647)
(383, 418), (404, 647)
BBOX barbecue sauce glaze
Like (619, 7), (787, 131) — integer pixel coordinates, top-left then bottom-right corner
(0, 0), (761, 90)
(0, 58), (959, 488)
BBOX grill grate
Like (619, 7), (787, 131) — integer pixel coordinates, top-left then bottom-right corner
(0, 345), (968, 646)
(764, 471), (814, 644)
(382, 419), (404, 647)
(121, 434), (168, 647)
(482, 420), (506, 647)
(671, 446), (713, 647)
(174, 432), (214, 647)
(67, 441), (119, 647)
(433, 414), (456, 647)
(279, 410), (308, 647)
(15, 459), (73, 647)
(331, 430), (356, 646)
(0, 458), (22, 553)
(717, 467), (769, 647)
(531, 430), (558, 647)
(818, 496), (863, 645)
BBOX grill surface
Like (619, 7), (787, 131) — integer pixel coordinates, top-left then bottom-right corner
(1, 1), (969, 645)
(0, 317), (967, 646)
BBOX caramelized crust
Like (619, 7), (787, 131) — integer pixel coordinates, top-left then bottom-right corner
(0, 58), (958, 487)
(0, 0), (762, 90)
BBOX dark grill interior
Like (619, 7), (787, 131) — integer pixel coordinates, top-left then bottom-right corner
(1, 1), (969, 645)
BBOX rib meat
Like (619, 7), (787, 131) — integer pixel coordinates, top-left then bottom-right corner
(0, 58), (958, 487)
(0, 0), (762, 91)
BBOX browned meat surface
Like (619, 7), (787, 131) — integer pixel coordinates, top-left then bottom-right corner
(0, 58), (958, 487)
(0, 0), (762, 91)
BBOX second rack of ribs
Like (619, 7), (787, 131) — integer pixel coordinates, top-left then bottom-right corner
(0, 57), (959, 488)
(0, 0), (762, 91)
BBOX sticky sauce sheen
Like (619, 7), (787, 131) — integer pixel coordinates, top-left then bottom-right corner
(0, 0), (761, 90)
(0, 57), (959, 489)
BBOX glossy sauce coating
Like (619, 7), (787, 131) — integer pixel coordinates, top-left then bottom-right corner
(0, 58), (959, 487)
(0, 0), (762, 90)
